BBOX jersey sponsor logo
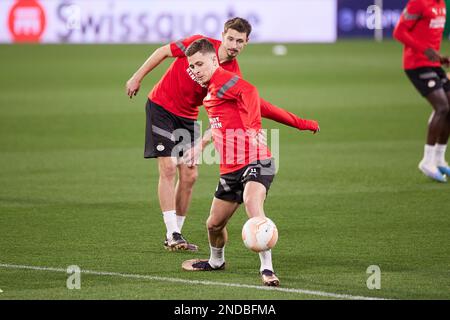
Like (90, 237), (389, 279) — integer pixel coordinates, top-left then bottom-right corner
(431, 7), (446, 16)
(209, 116), (222, 129)
(186, 67), (207, 88)
(8, 0), (46, 43)
(429, 16), (446, 29)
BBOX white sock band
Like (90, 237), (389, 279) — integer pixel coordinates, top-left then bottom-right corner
(209, 246), (225, 268)
(423, 144), (436, 165)
(259, 249), (274, 272)
(176, 215), (186, 232)
(435, 144), (447, 166)
(163, 210), (179, 239)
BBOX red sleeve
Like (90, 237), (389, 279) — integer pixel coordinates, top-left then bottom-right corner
(260, 98), (319, 131)
(170, 34), (204, 57)
(235, 81), (262, 132)
(393, 0), (428, 53)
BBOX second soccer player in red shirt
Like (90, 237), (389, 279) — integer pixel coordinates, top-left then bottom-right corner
(394, 0), (450, 182)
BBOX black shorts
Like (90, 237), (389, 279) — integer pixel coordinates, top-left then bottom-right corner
(405, 67), (450, 97)
(144, 99), (200, 158)
(214, 158), (276, 204)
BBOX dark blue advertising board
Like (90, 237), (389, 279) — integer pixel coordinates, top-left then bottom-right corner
(338, 0), (407, 38)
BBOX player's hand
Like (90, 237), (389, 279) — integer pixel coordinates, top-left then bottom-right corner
(425, 48), (442, 63)
(182, 144), (202, 167)
(440, 56), (450, 68)
(301, 119), (319, 134)
(126, 77), (141, 99)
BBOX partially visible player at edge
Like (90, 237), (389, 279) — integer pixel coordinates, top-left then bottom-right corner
(394, 0), (450, 182)
(181, 38), (319, 286)
(125, 18), (319, 251)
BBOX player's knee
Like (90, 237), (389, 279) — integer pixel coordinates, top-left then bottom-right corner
(435, 103), (450, 117)
(243, 189), (263, 207)
(207, 218), (224, 234)
(180, 168), (198, 186)
(159, 163), (177, 180)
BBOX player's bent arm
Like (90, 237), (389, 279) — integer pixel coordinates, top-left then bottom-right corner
(182, 126), (212, 167)
(393, 3), (428, 54)
(132, 44), (173, 81)
(393, 22), (428, 54)
(126, 44), (173, 98)
(393, 22), (442, 63)
(259, 98), (319, 133)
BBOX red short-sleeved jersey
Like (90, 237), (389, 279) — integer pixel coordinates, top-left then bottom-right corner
(203, 67), (272, 174)
(394, 0), (446, 70)
(148, 35), (241, 119)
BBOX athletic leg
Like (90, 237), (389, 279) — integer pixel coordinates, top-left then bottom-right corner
(175, 164), (199, 231)
(182, 197), (239, 271)
(434, 91), (450, 175)
(207, 197), (240, 249)
(425, 89), (449, 145)
(158, 157), (177, 214)
(419, 89), (448, 182)
(158, 157), (196, 250)
(243, 181), (279, 286)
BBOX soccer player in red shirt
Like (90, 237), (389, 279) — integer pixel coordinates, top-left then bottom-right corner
(180, 39), (319, 286)
(125, 18), (319, 251)
(394, 0), (450, 182)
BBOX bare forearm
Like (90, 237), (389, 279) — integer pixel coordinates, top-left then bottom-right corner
(132, 44), (172, 81)
(126, 45), (172, 98)
(201, 127), (212, 149)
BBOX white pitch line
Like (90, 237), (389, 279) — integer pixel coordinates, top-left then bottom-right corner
(0, 263), (387, 300)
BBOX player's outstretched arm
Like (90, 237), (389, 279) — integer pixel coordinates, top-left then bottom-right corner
(126, 44), (173, 99)
(259, 98), (319, 134)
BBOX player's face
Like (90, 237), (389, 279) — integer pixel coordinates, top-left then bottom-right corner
(221, 29), (248, 59)
(188, 52), (218, 84)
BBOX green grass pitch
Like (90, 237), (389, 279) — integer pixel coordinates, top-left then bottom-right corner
(0, 41), (449, 300)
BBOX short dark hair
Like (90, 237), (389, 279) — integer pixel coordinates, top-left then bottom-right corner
(185, 38), (216, 57)
(224, 17), (252, 37)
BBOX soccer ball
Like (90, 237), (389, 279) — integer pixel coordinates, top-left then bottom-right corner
(242, 216), (278, 252)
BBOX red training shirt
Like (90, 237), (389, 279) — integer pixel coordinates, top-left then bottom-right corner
(393, 0), (447, 70)
(203, 67), (272, 175)
(148, 35), (315, 132)
(149, 35), (239, 119)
